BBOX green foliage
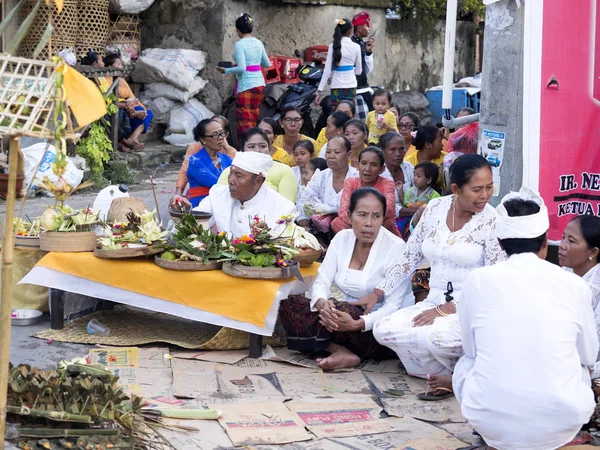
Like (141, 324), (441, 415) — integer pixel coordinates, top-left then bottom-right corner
(390, 0), (485, 20)
(75, 94), (119, 177)
(105, 160), (134, 185)
(76, 121), (113, 176)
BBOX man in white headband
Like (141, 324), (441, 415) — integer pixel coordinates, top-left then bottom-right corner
(194, 152), (295, 236)
(452, 186), (598, 450)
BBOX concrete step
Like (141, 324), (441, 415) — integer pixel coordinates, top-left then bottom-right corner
(113, 140), (187, 168)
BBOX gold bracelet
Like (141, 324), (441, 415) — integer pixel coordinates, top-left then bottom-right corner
(436, 305), (448, 317)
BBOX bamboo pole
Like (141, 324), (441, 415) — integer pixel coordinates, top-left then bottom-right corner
(0, 136), (20, 449)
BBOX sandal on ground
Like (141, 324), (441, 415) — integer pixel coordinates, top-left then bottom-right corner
(117, 143), (131, 153)
(417, 386), (454, 401)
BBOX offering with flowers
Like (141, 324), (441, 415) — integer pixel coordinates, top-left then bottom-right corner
(40, 205), (100, 232)
(158, 212), (234, 265)
(97, 209), (168, 250)
(14, 217), (41, 237)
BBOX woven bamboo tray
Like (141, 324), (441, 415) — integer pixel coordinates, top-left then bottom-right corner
(75, 0), (110, 60)
(154, 255), (222, 271)
(94, 244), (164, 259)
(15, 236), (40, 248)
(294, 248), (322, 267)
(222, 262), (295, 280)
(39, 231), (97, 252)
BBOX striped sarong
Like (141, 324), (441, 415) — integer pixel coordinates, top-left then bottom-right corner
(235, 86), (264, 140)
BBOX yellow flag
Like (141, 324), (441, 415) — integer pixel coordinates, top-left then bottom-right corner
(62, 65), (107, 127)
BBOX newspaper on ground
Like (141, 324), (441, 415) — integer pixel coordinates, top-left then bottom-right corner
(380, 396), (465, 423)
(285, 398), (392, 439)
(87, 346), (172, 397)
(209, 400), (312, 446)
(172, 349), (249, 365)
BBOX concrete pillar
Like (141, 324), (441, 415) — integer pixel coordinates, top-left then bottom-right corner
(479, 0), (524, 205)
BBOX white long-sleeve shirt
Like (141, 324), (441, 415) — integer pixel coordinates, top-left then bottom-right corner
(310, 228), (414, 331)
(194, 184), (295, 236)
(456, 253), (598, 450)
(317, 37), (362, 92)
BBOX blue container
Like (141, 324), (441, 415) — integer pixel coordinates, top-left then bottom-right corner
(425, 89), (475, 125)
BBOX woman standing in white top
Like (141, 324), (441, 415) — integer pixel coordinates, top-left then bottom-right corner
(280, 187), (414, 370)
(315, 19), (362, 108)
(558, 215), (600, 378)
(296, 136), (358, 238)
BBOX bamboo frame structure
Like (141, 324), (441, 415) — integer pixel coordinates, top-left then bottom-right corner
(0, 137), (21, 450)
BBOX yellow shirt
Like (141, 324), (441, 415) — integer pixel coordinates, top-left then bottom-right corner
(404, 144), (418, 160)
(217, 161), (298, 202)
(366, 110), (398, 145)
(272, 135), (317, 167)
(404, 150), (447, 192)
(315, 128), (328, 153)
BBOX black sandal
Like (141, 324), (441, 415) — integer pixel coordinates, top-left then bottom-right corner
(416, 386), (454, 401)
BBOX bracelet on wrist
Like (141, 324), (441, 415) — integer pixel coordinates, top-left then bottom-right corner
(435, 305), (448, 317)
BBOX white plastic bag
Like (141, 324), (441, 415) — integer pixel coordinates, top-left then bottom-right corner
(163, 132), (195, 146)
(167, 98), (213, 135)
(144, 77), (208, 103)
(23, 143), (83, 191)
(109, 0), (154, 14)
(131, 49), (207, 91)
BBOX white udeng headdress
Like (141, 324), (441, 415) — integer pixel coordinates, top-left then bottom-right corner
(232, 152), (273, 177)
(495, 186), (550, 239)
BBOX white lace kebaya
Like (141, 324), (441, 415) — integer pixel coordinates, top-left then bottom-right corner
(372, 195), (507, 378)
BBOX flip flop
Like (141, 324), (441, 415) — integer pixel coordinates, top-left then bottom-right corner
(417, 387), (454, 401)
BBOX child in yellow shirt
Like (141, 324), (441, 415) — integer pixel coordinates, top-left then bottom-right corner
(365, 89), (398, 144)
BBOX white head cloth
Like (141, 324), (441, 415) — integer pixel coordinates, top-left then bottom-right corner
(232, 152), (273, 176)
(495, 186), (549, 239)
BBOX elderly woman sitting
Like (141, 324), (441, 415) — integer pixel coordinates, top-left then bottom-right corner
(280, 187), (414, 370)
(295, 136), (358, 240)
(332, 147), (399, 236)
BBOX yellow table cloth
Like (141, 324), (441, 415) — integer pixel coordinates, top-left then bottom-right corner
(35, 252), (319, 328)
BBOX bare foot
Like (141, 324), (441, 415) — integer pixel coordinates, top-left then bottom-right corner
(316, 343), (360, 370)
(428, 373), (453, 393)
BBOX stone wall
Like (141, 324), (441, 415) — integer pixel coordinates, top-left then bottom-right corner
(141, 0), (476, 105)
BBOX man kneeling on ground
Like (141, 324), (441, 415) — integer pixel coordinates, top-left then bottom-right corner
(453, 187), (599, 450)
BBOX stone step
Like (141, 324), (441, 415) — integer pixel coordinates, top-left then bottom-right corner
(113, 140), (188, 169)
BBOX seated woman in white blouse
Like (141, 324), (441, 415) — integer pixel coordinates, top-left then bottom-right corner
(295, 136), (358, 242)
(279, 187), (414, 370)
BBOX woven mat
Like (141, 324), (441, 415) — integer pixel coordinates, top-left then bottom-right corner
(32, 307), (285, 350)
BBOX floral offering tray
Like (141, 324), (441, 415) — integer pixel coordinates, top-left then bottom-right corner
(154, 255), (222, 271)
(94, 244), (164, 259)
(222, 262), (300, 280)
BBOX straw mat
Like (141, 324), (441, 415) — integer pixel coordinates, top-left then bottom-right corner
(32, 307), (286, 350)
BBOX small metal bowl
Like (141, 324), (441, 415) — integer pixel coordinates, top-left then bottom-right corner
(11, 309), (43, 326)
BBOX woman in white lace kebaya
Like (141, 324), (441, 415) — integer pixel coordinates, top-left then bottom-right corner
(363, 155), (507, 398)
(558, 215), (600, 378)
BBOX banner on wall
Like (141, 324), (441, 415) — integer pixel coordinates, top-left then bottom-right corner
(536, 0), (600, 241)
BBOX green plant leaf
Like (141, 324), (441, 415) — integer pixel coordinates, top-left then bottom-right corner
(6, 0), (42, 55)
(33, 23), (53, 58)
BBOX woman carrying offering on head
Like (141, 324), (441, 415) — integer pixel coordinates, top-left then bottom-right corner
(315, 19), (362, 109)
(296, 136), (358, 240)
(280, 187), (414, 370)
(170, 119), (232, 209)
(362, 155), (506, 399)
(344, 119), (368, 168)
(217, 128), (298, 202)
(559, 215), (600, 378)
(332, 147), (400, 237)
(218, 13), (271, 140)
(273, 106), (316, 167)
